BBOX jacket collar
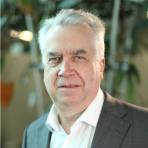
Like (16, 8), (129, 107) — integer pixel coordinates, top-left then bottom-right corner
(37, 124), (51, 148)
(91, 91), (130, 148)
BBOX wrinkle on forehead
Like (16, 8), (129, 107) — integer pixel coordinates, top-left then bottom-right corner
(44, 23), (97, 57)
(46, 22), (95, 36)
(45, 23), (95, 42)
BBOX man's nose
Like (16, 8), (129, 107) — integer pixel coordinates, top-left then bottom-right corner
(58, 60), (74, 78)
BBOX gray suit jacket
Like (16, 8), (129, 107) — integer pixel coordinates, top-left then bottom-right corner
(22, 92), (148, 148)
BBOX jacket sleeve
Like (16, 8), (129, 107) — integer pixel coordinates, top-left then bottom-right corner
(22, 126), (29, 148)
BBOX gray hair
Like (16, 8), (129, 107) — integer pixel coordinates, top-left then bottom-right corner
(38, 9), (105, 63)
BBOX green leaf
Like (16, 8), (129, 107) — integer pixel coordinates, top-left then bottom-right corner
(58, 0), (78, 9)
(143, 0), (148, 12)
(0, 56), (4, 73)
(19, 0), (34, 13)
(129, 64), (140, 83)
(20, 0), (33, 9)
(116, 71), (124, 85)
(131, 34), (139, 55)
(127, 80), (135, 103)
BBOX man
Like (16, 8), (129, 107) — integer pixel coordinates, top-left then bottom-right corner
(22, 9), (148, 148)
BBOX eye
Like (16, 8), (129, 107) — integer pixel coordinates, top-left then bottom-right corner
(50, 57), (59, 61)
(76, 56), (84, 60)
(49, 57), (60, 63)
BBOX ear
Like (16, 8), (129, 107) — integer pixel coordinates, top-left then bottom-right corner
(100, 59), (105, 80)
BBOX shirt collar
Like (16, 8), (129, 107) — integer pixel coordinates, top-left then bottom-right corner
(75, 88), (104, 127)
(46, 88), (104, 132)
(46, 105), (60, 132)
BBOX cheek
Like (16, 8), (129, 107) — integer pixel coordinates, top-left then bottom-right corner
(43, 69), (50, 90)
(44, 66), (58, 89)
(86, 62), (100, 84)
(44, 67), (50, 82)
(79, 63), (96, 85)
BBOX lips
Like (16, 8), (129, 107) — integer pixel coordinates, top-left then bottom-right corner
(59, 85), (79, 88)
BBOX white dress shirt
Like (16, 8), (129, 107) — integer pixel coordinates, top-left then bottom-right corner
(46, 88), (104, 148)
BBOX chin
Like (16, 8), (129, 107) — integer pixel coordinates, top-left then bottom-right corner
(58, 96), (84, 106)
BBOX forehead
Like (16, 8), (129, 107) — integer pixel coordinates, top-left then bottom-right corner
(44, 24), (96, 54)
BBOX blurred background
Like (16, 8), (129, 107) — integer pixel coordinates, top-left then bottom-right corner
(1, 0), (148, 147)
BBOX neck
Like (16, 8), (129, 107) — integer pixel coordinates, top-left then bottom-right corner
(55, 95), (96, 134)
(57, 107), (85, 134)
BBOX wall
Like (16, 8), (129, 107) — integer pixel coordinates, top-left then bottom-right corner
(1, 53), (52, 148)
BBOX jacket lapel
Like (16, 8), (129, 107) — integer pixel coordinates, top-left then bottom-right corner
(91, 92), (131, 148)
(37, 124), (51, 148)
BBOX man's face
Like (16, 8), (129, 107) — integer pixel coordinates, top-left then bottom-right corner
(44, 24), (104, 111)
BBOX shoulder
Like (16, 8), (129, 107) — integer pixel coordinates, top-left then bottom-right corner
(120, 100), (148, 125)
(103, 91), (148, 114)
(22, 113), (50, 148)
(27, 112), (49, 132)
(121, 99), (148, 115)
(103, 91), (148, 123)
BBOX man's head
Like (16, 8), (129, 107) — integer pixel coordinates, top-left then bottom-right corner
(38, 9), (105, 64)
(38, 9), (105, 115)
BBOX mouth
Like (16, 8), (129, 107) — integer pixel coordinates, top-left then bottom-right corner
(59, 85), (80, 88)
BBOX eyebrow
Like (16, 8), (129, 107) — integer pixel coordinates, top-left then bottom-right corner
(47, 52), (61, 56)
(70, 49), (87, 55)
(47, 49), (87, 57)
